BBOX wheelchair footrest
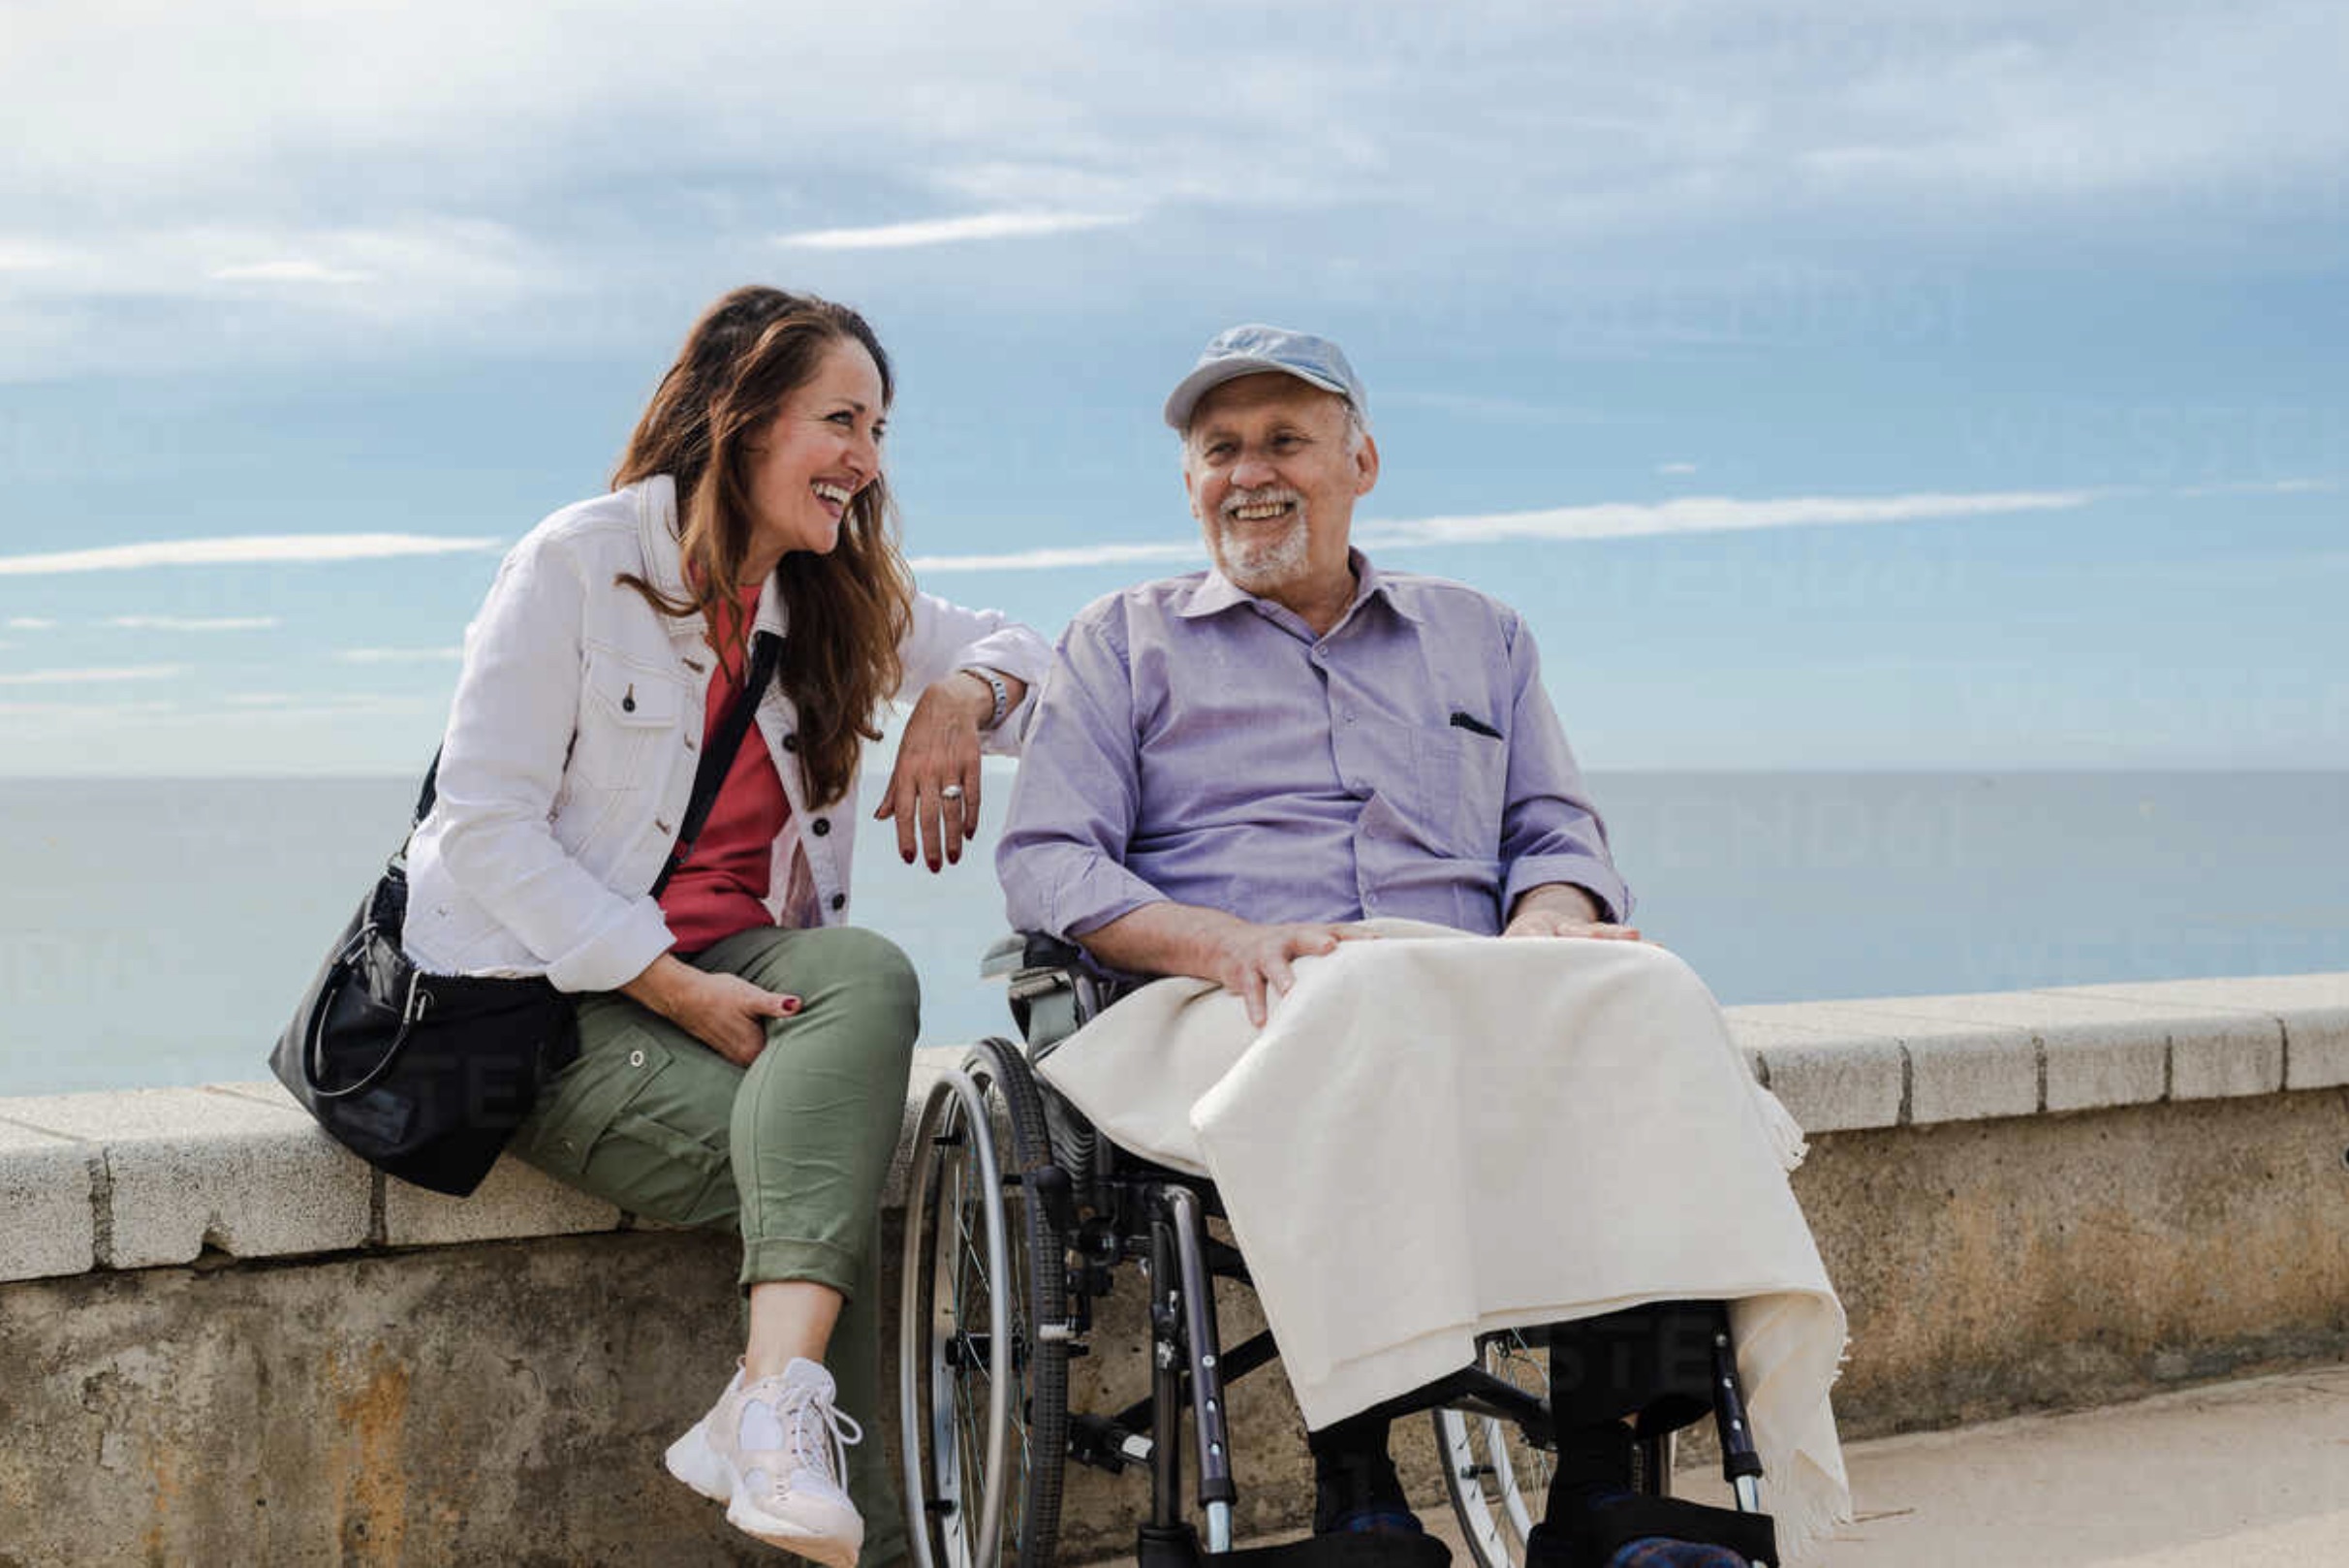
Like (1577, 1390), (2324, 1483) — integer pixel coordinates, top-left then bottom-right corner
(1547, 1493), (1777, 1568)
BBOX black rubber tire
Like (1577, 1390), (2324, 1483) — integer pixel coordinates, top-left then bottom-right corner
(964, 1038), (1070, 1568)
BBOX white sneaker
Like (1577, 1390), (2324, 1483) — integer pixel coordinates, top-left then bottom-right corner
(666, 1359), (864, 1568)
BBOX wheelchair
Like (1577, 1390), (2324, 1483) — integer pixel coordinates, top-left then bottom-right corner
(899, 935), (1775, 1568)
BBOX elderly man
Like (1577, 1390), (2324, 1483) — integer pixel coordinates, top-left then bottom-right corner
(996, 328), (1787, 1568)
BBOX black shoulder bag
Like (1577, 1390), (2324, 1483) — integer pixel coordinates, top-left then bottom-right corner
(270, 631), (784, 1196)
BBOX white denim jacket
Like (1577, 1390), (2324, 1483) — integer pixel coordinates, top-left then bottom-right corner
(402, 476), (1049, 992)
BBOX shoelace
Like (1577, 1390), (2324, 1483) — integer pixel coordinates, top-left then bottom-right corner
(775, 1382), (863, 1489)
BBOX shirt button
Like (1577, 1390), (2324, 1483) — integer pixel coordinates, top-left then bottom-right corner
(683, 735), (696, 751)
(628, 1049), (645, 1068)
(1341, 709), (1356, 724)
(810, 818), (830, 836)
(830, 893), (847, 912)
(782, 734), (799, 752)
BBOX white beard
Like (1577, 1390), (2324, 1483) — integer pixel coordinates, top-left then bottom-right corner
(1212, 500), (1311, 593)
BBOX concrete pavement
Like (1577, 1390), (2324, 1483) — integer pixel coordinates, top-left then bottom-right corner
(1673, 1364), (2349, 1566)
(1088, 1364), (2349, 1566)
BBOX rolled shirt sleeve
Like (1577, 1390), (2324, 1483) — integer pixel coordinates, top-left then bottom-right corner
(996, 610), (1173, 941)
(1494, 616), (1633, 924)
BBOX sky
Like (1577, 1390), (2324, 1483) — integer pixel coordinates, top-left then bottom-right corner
(2, 0), (2344, 775)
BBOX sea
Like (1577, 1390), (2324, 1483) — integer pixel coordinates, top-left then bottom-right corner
(2, 771), (2344, 1098)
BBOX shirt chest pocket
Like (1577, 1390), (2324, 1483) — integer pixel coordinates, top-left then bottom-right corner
(1406, 726), (1507, 861)
(571, 649), (688, 790)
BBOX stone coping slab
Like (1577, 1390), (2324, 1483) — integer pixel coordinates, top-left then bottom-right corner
(1, 971), (2340, 1283)
(0, 1118), (94, 1282)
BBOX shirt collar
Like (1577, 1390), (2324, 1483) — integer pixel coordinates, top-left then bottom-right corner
(1179, 549), (1421, 629)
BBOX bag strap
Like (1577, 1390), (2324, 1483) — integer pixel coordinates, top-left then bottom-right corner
(301, 931), (432, 1100)
(652, 629), (783, 898)
(399, 629), (782, 897)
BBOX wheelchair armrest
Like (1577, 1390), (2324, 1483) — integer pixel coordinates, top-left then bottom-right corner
(1020, 931), (1090, 972)
(983, 930), (1140, 1051)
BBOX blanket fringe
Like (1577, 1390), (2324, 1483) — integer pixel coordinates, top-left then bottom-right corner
(1771, 1453), (1856, 1568)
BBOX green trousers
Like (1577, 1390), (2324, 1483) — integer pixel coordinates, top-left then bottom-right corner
(512, 924), (919, 1568)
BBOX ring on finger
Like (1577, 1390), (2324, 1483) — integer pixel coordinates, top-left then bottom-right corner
(939, 783), (965, 800)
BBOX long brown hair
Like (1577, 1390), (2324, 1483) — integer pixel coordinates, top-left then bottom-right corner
(613, 287), (914, 807)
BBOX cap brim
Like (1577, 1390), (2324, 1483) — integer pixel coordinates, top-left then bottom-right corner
(1162, 359), (1351, 429)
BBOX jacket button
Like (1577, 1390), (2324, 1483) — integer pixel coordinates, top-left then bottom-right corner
(810, 818), (830, 836)
(782, 734), (799, 752)
(830, 894), (846, 912)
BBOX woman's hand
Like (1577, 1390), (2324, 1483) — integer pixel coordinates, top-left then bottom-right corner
(623, 953), (800, 1067)
(874, 672), (998, 871)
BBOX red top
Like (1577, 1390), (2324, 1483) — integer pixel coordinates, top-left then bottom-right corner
(656, 586), (809, 953)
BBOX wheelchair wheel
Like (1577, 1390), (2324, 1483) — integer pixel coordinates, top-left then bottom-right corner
(900, 1040), (1069, 1568)
(1433, 1332), (1676, 1568)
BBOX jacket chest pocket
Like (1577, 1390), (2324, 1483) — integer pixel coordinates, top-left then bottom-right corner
(571, 650), (688, 790)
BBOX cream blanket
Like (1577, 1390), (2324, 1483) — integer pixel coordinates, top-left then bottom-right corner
(1034, 923), (1851, 1564)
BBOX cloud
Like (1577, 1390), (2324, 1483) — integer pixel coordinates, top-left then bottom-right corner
(0, 534), (500, 576)
(10, 2), (2347, 377)
(2174, 478), (2337, 497)
(333, 646), (462, 664)
(107, 614), (280, 631)
(1657, 461), (1700, 475)
(0, 664), (187, 686)
(906, 487), (2099, 572)
(777, 211), (1135, 250)
(209, 259), (378, 285)
(6, 616), (55, 629)
(1357, 487), (2099, 548)
(908, 541), (1204, 574)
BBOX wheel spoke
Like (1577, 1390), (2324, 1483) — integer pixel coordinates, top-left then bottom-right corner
(906, 1052), (1068, 1568)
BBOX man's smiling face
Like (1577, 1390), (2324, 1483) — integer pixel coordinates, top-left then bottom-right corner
(1182, 372), (1378, 606)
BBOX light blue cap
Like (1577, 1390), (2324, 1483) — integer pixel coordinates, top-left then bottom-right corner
(1162, 323), (1369, 431)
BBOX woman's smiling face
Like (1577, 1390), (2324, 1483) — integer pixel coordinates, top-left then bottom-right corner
(742, 336), (888, 566)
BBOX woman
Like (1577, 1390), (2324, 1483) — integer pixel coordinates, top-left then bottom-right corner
(400, 287), (1049, 1568)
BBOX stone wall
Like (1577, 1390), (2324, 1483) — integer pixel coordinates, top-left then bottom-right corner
(3, 973), (2345, 1564)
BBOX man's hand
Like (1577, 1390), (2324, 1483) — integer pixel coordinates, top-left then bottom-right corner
(1078, 903), (1374, 1028)
(1199, 918), (1375, 1027)
(1503, 883), (1643, 942)
(874, 672), (1007, 871)
(622, 953), (801, 1067)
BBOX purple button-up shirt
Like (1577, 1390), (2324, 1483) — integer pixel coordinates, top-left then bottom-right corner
(997, 552), (1629, 941)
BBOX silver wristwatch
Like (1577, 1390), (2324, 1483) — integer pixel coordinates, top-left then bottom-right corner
(961, 666), (1011, 731)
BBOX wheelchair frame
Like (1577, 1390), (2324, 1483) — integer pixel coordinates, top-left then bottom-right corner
(898, 936), (1770, 1568)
